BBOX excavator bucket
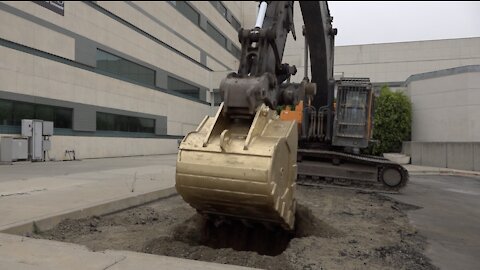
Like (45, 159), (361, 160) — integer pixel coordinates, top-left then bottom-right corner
(175, 103), (298, 230)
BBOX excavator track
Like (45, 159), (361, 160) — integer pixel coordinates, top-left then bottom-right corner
(297, 149), (409, 193)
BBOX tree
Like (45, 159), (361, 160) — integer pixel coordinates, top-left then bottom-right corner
(369, 86), (412, 155)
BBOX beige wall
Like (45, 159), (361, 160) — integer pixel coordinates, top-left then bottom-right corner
(335, 38), (480, 83)
(0, 45), (212, 136)
(0, 133), (179, 160)
(0, 1), (253, 159)
(283, 2), (307, 84)
(49, 135), (179, 160)
(407, 70), (480, 142)
(0, 1), (253, 93)
(0, 1), (256, 137)
(1, 2), (203, 87)
(189, 2), (238, 49)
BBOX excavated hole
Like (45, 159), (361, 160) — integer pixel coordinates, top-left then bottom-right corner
(155, 203), (343, 256)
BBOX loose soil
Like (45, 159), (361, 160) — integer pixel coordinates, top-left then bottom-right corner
(33, 186), (437, 270)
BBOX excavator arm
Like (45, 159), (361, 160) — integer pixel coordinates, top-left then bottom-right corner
(175, 1), (407, 231)
(176, 1), (311, 230)
(220, 1), (301, 118)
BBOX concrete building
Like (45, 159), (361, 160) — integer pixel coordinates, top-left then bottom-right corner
(1, 1), (479, 168)
(284, 2), (480, 89)
(0, 1), (256, 159)
(334, 38), (480, 88)
(404, 65), (480, 171)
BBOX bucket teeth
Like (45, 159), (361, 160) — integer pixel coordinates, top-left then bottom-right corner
(176, 104), (298, 230)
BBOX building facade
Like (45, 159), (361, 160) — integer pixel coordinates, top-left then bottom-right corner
(283, 3), (480, 89)
(404, 66), (480, 171)
(0, 1), (256, 159)
(334, 37), (480, 89)
(2, 1), (479, 164)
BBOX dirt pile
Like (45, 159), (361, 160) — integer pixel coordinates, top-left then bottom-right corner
(34, 186), (438, 270)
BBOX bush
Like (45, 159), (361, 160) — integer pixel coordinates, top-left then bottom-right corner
(369, 86), (412, 155)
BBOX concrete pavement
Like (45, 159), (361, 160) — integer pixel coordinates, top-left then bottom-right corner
(1, 155), (479, 269)
(0, 233), (255, 270)
(0, 155), (179, 234)
(0, 154), (177, 183)
(389, 175), (480, 270)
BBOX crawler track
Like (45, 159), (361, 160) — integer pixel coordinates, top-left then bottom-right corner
(297, 149), (409, 193)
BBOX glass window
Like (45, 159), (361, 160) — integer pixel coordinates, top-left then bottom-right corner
(210, 1), (227, 18)
(139, 118), (155, 133)
(96, 49), (155, 86)
(0, 99), (13, 126)
(167, 76), (202, 100)
(175, 2), (200, 25)
(231, 45), (241, 59)
(0, 99), (73, 129)
(96, 112), (155, 134)
(34, 104), (72, 129)
(210, 1), (241, 30)
(96, 50), (108, 70)
(106, 51), (120, 75)
(231, 16), (241, 30)
(12, 102), (34, 126)
(35, 104), (55, 122)
(96, 112), (115, 131)
(219, 3), (227, 18)
(206, 22), (227, 48)
(54, 108), (73, 129)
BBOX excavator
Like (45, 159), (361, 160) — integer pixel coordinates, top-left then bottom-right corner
(175, 1), (408, 231)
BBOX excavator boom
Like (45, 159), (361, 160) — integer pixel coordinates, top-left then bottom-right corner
(176, 1), (300, 230)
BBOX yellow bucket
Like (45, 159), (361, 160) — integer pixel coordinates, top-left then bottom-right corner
(176, 104), (298, 230)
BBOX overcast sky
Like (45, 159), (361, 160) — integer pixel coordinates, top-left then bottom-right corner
(328, 1), (480, 46)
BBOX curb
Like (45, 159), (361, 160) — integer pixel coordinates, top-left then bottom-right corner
(408, 170), (480, 178)
(0, 187), (177, 235)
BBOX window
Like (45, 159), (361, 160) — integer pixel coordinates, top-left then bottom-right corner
(13, 102), (35, 125)
(210, 1), (227, 18)
(0, 99), (73, 129)
(97, 112), (155, 133)
(172, 1), (200, 26)
(35, 104), (55, 122)
(231, 45), (241, 59)
(231, 16), (241, 30)
(209, 1), (241, 30)
(172, 2), (239, 59)
(0, 99), (13, 126)
(96, 49), (156, 86)
(167, 76), (202, 101)
(206, 22), (227, 48)
(54, 108), (73, 129)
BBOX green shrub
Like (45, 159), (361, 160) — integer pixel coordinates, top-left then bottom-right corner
(369, 86), (412, 155)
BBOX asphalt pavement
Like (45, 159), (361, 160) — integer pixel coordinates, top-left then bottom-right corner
(389, 175), (480, 270)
